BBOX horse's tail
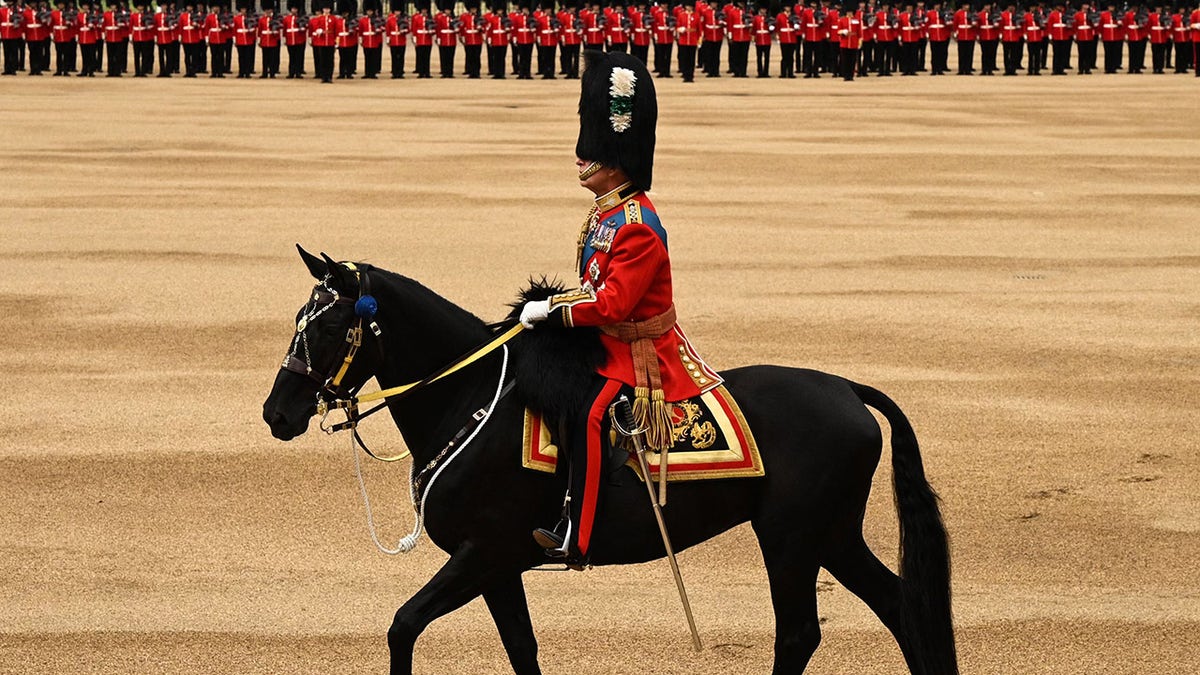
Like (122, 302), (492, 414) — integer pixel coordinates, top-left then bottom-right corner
(849, 381), (959, 675)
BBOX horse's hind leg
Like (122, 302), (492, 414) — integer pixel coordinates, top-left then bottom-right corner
(483, 573), (542, 675)
(822, 536), (920, 672)
(755, 526), (823, 674)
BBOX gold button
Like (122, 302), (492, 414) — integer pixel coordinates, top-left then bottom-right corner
(678, 345), (686, 353)
(698, 378), (708, 385)
(687, 364), (697, 371)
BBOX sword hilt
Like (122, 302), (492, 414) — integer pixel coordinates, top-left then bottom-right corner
(612, 395), (642, 437)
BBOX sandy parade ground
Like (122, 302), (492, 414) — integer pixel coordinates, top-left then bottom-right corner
(2, 61), (1200, 674)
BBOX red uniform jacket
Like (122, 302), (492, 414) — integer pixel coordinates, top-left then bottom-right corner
(1123, 11), (1142, 42)
(460, 13), (483, 46)
(52, 9), (78, 42)
(1046, 10), (1069, 41)
(233, 14), (256, 47)
(560, 13), (581, 45)
(776, 12), (796, 43)
(1074, 11), (1095, 42)
(652, 10), (673, 44)
(76, 12), (100, 45)
(953, 8), (976, 41)
(308, 13), (336, 47)
(1023, 11), (1044, 42)
(511, 13), (534, 45)
(604, 9), (627, 44)
(259, 15), (281, 48)
(927, 9), (950, 41)
(1148, 12), (1167, 44)
(0, 8), (20, 42)
(824, 9), (840, 42)
(1191, 9), (1200, 42)
(802, 8), (823, 42)
(629, 8), (650, 46)
(549, 186), (721, 401)
(155, 11), (176, 45)
(977, 10), (999, 41)
(875, 11), (897, 42)
(752, 14), (771, 46)
(727, 6), (750, 42)
(359, 16), (381, 48)
(1099, 10), (1123, 41)
(676, 10), (700, 46)
(859, 9), (874, 42)
(434, 11), (455, 47)
(535, 13), (557, 46)
(335, 16), (356, 48)
(1000, 10), (1023, 42)
(384, 14), (406, 47)
(899, 11), (920, 43)
(701, 6), (722, 42)
(177, 12), (202, 44)
(205, 12), (228, 45)
(282, 14), (305, 47)
(837, 14), (860, 48)
(409, 13), (432, 46)
(25, 8), (50, 42)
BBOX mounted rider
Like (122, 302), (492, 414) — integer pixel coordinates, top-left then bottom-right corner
(519, 50), (721, 563)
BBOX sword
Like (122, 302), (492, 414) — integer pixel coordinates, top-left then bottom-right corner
(611, 395), (702, 652)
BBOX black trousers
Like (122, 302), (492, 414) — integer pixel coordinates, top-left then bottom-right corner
(337, 45), (357, 77)
(1077, 38), (1096, 73)
(980, 40), (998, 75)
(134, 41), (154, 75)
(516, 42), (533, 78)
(2, 39), (19, 74)
(158, 42), (173, 76)
(956, 39), (975, 74)
(237, 44), (255, 76)
(1150, 41), (1166, 73)
(1102, 39), (1121, 73)
(823, 39), (838, 74)
(839, 46), (857, 80)
(263, 45), (281, 76)
(779, 42), (795, 77)
(1051, 39), (1070, 74)
(54, 41), (72, 74)
(901, 41), (918, 74)
(755, 44), (769, 77)
(437, 44), (454, 77)
(677, 43), (696, 81)
(878, 41), (897, 75)
(313, 44), (334, 81)
(222, 41), (232, 73)
(702, 39), (720, 75)
(858, 42), (871, 75)
(929, 39), (949, 74)
(415, 44), (431, 77)
(1128, 38), (1146, 73)
(1002, 40), (1021, 74)
(730, 40), (749, 76)
(1174, 40), (1191, 73)
(802, 39), (822, 76)
(486, 44), (503, 77)
(536, 44), (555, 77)
(182, 42), (201, 75)
(652, 41), (672, 75)
(561, 43), (579, 78)
(288, 43), (306, 76)
(388, 44), (406, 77)
(464, 44), (481, 77)
(607, 41), (627, 53)
(29, 39), (50, 74)
(1026, 39), (1043, 74)
(918, 37), (928, 70)
(630, 42), (648, 66)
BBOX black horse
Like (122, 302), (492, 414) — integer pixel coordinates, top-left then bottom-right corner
(262, 247), (959, 675)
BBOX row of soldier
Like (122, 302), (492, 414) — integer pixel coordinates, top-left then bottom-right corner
(3, 1), (1198, 81)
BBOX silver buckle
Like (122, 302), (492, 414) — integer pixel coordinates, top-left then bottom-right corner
(472, 408), (487, 421)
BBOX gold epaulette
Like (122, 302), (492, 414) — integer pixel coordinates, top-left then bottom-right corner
(624, 199), (643, 226)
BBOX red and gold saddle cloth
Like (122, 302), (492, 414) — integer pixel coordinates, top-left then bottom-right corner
(521, 384), (764, 482)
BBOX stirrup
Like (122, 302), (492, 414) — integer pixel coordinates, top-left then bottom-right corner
(532, 527), (567, 554)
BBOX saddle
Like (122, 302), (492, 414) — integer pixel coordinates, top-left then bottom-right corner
(521, 384), (764, 482)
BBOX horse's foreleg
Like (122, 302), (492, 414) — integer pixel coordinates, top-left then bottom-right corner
(755, 524), (823, 674)
(483, 573), (542, 675)
(387, 542), (493, 675)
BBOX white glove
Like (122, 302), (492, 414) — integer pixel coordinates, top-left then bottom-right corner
(519, 299), (550, 329)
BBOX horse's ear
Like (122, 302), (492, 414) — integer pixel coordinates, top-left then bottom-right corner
(320, 252), (359, 291)
(297, 244), (327, 280)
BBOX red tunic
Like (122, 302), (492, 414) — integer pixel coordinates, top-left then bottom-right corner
(753, 14), (771, 46)
(52, 9), (78, 42)
(776, 12), (796, 44)
(460, 13), (482, 46)
(385, 14), (406, 47)
(434, 11), (455, 47)
(233, 14), (256, 47)
(359, 16), (381, 49)
(837, 14), (860, 49)
(549, 184), (721, 401)
(283, 14), (307, 47)
(410, 13), (432, 47)
(335, 16), (356, 48)
(259, 15), (281, 48)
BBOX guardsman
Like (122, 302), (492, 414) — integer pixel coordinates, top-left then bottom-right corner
(154, 1), (175, 76)
(674, 1), (699, 81)
(409, 3), (430, 77)
(1099, 3), (1122, 72)
(1073, 3), (1096, 74)
(259, 0), (281, 78)
(1124, 3), (1147, 73)
(1046, 2), (1070, 74)
(823, 0), (841, 76)
(977, 2), (999, 74)
(559, 4), (581, 77)
(355, 0), (379, 77)
(307, 0), (335, 82)
(925, 2), (948, 73)
(75, 2), (100, 76)
(25, 0), (51, 75)
(752, 4), (771, 77)
(1023, 2), (1044, 74)
(775, 4), (796, 76)
(1147, 5), (1168, 73)
(203, 3), (223, 76)
(1170, 6), (1188, 73)
(999, 2), (1021, 73)
(801, 1), (824, 76)
(856, 2), (872, 76)
(604, 3), (628, 52)
(51, 0), (77, 75)
(873, 3), (895, 74)
(897, 2), (919, 74)
(524, 51), (721, 565)
(699, 0), (722, 75)
(0, 1), (21, 75)
(650, 2), (672, 76)
(483, 3), (505, 78)
(433, 3), (454, 77)
(952, 1), (975, 73)
(534, 4), (556, 78)
(177, 3), (202, 77)
(726, 0), (751, 76)
(283, 2), (307, 78)
(232, 1), (255, 78)
(836, 3), (860, 78)
(459, 3), (482, 78)
(334, 0), (356, 79)
(509, 5), (532, 77)
(629, 3), (649, 65)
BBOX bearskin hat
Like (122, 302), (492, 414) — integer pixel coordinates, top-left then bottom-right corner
(575, 50), (657, 193)
(388, 0), (404, 11)
(261, 0), (276, 9)
(361, 0), (380, 11)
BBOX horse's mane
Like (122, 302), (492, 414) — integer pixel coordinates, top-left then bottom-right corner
(364, 265), (491, 341)
(507, 278), (606, 425)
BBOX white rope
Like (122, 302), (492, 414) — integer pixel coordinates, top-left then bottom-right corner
(352, 345), (510, 555)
